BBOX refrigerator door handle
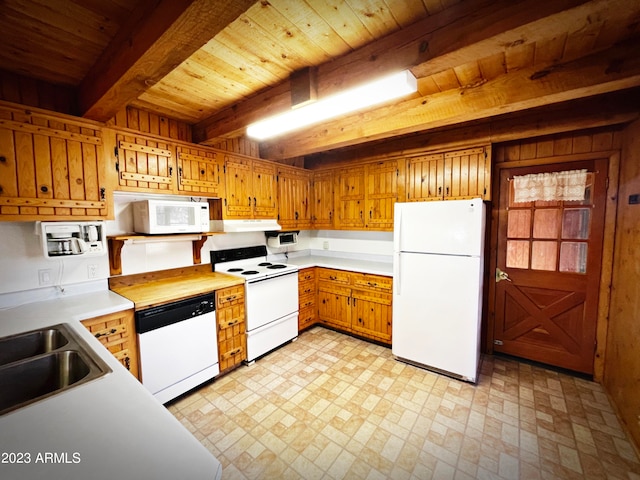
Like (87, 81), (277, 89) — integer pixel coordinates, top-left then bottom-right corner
(393, 252), (401, 296)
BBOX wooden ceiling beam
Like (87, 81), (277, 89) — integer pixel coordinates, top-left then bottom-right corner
(194, 0), (620, 144)
(259, 39), (640, 160)
(78, 0), (255, 122)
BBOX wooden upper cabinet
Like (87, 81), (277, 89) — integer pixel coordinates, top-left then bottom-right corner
(277, 165), (311, 230)
(176, 145), (225, 197)
(223, 155), (277, 219)
(407, 146), (491, 201)
(252, 159), (277, 219)
(311, 170), (333, 229)
(0, 103), (111, 221)
(115, 132), (175, 194)
(335, 165), (366, 229)
(364, 160), (399, 230)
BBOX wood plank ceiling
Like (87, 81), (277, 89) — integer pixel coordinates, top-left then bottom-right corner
(1, 0), (639, 162)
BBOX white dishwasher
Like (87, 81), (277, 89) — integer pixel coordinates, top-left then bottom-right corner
(135, 292), (219, 404)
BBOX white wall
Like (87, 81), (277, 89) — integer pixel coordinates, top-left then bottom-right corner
(0, 191), (393, 301)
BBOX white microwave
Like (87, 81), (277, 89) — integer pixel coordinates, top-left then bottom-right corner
(132, 200), (210, 234)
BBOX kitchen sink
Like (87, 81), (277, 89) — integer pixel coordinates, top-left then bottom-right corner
(0, 324), (111, 416)
(0, 327), (69, 366)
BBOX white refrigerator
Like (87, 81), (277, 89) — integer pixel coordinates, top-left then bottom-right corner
(392, 198), (486, 383)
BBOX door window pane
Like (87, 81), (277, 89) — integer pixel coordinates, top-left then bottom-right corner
(533, 209), (560, 239)
(531, 241), (557, 271)
(562, 208), (590, 239)
(507, 210), (531, 238)
(507, 240), (529, 269)
(560, 242), (588, 273)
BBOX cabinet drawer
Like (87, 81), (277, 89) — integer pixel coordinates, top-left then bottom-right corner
(298, 268), (315, 283)
(317, 268), (350, 285)
(216, 285), (245, 308)
(351, 273), (392, 292)
(298, 307), (317, 331)
(299, 293), (315, 310)
(298, 279), (316, 296)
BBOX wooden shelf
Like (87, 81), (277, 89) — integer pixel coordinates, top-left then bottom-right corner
(108, 233), (219, 276)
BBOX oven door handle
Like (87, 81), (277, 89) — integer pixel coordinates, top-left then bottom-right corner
(246, 270), (298, 284)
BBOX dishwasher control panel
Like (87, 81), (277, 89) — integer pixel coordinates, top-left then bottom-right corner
(135, 293), (215, 334)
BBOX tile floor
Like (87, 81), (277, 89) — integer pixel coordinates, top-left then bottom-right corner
(168, 327), (640, 479)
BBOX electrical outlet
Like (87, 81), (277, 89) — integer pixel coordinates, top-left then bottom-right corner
(87, 264), (98, 279)
(323, 241), (329, 250)
(38, 269), (52, 286)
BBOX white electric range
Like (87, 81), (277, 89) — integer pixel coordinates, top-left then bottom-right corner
(211, 246), (298, 363)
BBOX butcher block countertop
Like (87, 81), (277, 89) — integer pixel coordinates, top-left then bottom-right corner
(108, 264), (244, 309)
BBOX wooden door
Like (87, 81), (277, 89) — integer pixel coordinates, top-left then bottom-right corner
(365, 160), (398, 230)
(312, 170), (334, 229)
(252, 160), (277, 218)
(0, 105), (109, 220)
(351, 289), (392, 344)
(116, 133), (174, 193)
(317, 282), (352, 331)
(445, 146), (491, 200)
(176, 146), (224, 197)
(335, 165), (365, 228)
(406, 153), (445, 201)
(277, 165), (311, 229)
(224, 155), (253, 218)
(493, 159), (607, 374)
(81, 310), (139, 380)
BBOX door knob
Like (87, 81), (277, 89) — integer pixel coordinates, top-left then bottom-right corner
(495, 268), (512, 283)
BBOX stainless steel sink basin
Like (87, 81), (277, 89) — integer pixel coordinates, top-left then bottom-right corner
(0, 327), (69, 366)
(0, 324), (111, 415)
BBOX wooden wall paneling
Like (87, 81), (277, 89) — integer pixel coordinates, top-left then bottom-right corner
(604, 119), (640, 450)
(109, 106), (193, 142)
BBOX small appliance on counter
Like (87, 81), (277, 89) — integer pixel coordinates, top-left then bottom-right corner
(38, 221), (107, 259)
(266, 231), (298, 248)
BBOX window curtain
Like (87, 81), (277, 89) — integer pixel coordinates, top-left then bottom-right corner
(512, 169), (588, 203)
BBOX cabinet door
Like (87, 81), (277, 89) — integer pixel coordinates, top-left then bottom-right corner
(115, 133), (175, 193)
(176, 146), (225, 197)
(365, 160), (398, 230)
(335, 165), (365, 228)
(406, 153), (445, 201)
(224, 155), (253, 218)
(317, 282), (351, 331)
(351, 289), (392, 344)
(252, 160), (277, 218)
(312, 170), (334, 229)
(444, 146), (491, 200)
(81, 309), (139, 379)
(216, 285), (247, 373)
(277, 165), (311, 230)
(0, 106), (110, 220)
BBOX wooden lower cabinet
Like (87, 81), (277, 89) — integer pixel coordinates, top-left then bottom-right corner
(216, 285), (247, 374)
(317, 268), (393, 345)
(298, 267), (316, 331)
(81, 309), (139, 379)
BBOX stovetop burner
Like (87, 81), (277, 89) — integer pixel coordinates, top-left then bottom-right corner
(242, 270), (260, 275)
(267, 264), (287, 269)
(227, 268), (243, 272)
(258, 262), (272, 266)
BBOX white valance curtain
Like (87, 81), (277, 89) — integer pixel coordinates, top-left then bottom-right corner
(512, 169), (588, 203)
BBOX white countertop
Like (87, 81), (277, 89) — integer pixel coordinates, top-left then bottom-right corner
(0, 290), (222, 480)
(282, 251), (393, 276)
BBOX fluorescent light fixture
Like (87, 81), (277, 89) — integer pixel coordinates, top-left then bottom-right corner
(246, 70), (417, 140)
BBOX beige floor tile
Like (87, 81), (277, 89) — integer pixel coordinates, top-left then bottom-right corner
(168, 327), (640, 479)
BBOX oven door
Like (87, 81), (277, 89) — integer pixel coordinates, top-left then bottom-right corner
(245, 271), (298, 331)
